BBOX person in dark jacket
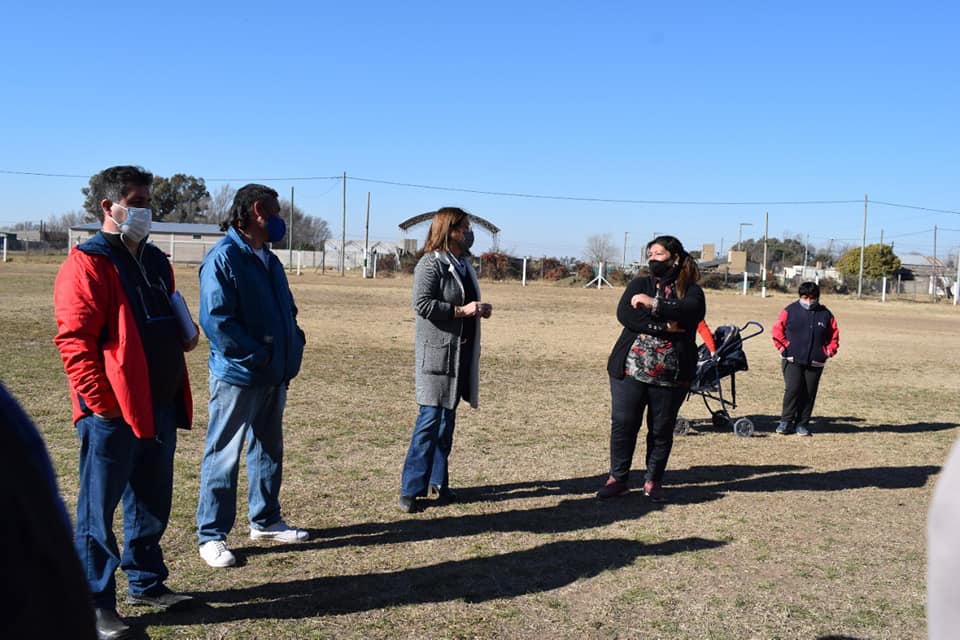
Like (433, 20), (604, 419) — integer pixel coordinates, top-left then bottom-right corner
(771, 281), (839, 436)
(0, 381), (97, 639)
(598, 235), (706, 503)
(398, 207), (492, 513)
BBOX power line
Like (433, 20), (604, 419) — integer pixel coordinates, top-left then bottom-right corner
(3, 167), (957, 213)
(0, 169), (88, 178)
(871, 200), (960, 215)
(347, 175), (861, 206)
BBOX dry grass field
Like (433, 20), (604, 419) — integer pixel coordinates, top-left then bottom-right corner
(2, 258), (958, 639)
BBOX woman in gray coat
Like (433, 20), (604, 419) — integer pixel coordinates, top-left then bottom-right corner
(399, 208), (492, 513)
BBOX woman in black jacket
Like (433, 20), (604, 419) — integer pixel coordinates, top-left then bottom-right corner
(598, 235), (706, 502)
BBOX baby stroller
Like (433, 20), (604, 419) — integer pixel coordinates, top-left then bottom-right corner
(674, 321), (764, 438)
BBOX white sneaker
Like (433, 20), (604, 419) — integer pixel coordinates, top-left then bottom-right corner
(249, 520), (309, 542)
(199, 540), (236, 568)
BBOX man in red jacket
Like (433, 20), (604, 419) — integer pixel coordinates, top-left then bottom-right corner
(771, 281), (840, 436)
(54, 165), (199, 640)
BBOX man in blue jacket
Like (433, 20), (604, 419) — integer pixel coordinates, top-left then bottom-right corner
(196, 184), (308, 568)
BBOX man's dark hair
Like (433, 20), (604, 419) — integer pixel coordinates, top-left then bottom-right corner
(798, 281), (820, 298)
(94, 165), (153, 221)
(221, 183), (279, 232)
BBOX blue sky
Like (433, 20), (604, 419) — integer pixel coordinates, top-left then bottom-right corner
(1, 1), (957, 261)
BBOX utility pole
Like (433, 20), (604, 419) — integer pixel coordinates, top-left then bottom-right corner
(622, 231), (628, 270)
(802, 233), (809, 279)
(341, 172), (347, 276)
(363, 192), (371, 278)
(933, 224), (938, 302)
(761, 211), (769, 298)
(857, 194), (867, 299)
(288, 186), (294, 270)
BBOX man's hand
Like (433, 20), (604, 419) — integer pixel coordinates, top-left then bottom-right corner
(183, 324), (200, 352)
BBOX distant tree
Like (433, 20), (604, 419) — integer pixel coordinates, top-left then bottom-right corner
(271, 199), (331, 251)
(835, 244), (901, 279)
(479, 251), (517, 280)
(541, 257), (570, 281)
(203, 184), (236, 225)
(81, 172), (210, 222)
(740, 236), (808, 268)
(584, 233), (617, 265)
(152, 174), (210, 222)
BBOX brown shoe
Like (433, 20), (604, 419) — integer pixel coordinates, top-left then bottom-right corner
(643, 480), (667, 503)
(597, 475), (629, 499)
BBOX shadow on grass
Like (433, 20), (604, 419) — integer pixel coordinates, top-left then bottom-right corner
(714, 413), (958, 435)
(246, 491), (685, 553)
(131, 536), (725, 624)
(234, 463), (937, 556)
(672, 464), (941, 503)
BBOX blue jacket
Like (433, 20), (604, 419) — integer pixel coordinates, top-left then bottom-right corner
(199, 226), (305, 387)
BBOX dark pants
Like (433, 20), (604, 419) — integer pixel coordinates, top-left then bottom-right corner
(75, 404), (176, 609)
(780, 360), (825, 426)
(609, 375), (687, 484)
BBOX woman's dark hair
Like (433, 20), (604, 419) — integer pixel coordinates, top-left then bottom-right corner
(798, 281), (820, 298)
(423, 207), (470, 253)
(221, 183), (279, 232)
(647, 234), (700, 299)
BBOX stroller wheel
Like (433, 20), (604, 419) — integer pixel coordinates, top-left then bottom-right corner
(674, 416), (692, 436)
(711, 411), (729, 429)
(733, 417), (755, 438)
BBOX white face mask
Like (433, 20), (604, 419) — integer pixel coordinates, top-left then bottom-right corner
(110, 204), (152, 243)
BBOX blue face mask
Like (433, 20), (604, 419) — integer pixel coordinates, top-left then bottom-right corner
(266, 215), (286, 243)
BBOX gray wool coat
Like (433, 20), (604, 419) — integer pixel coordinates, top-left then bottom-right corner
(412, 251), (482, 410)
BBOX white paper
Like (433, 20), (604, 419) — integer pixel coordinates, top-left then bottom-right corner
(170, 291), (199, 342)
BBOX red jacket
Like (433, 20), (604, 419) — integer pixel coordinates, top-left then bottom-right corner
(54, 237), (192, 439)
(771, 301), (839, 366)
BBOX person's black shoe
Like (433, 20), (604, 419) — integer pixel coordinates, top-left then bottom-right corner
(428, 484), (458, 502)
(94, 608), (135, 640)
(126, 586), (196, 610)
(398, 495), (417, 513)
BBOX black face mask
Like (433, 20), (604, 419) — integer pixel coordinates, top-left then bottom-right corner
(648, 259), (673, 277)
(460, 230), (475, 252)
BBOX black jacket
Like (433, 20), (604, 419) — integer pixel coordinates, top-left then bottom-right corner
(607, 275), (706, 382)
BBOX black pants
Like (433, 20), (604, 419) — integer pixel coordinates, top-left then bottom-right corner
(780, 360), (825, 426)
(609, 375), (687, 484)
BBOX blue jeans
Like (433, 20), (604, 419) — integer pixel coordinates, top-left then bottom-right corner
(400, 404), (457, 498)
(197, 376), (286, 544)
(75, 404), (176, 609)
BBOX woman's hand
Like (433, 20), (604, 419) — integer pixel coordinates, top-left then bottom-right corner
(631, 293), (655, 309)
(455, 301), (482, 318)
(456, 301), (493, 318)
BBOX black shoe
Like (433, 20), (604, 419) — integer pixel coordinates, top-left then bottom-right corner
(126, 587), (195, 610)
(95, 608), (135, 640)
(428, 484), (458, 502)
(398, 495), (416, 513)
(597, 477), (629, 499)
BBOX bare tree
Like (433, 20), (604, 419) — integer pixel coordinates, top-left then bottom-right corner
(584, 233), (617, 265)
(202, 184), (236, 225)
